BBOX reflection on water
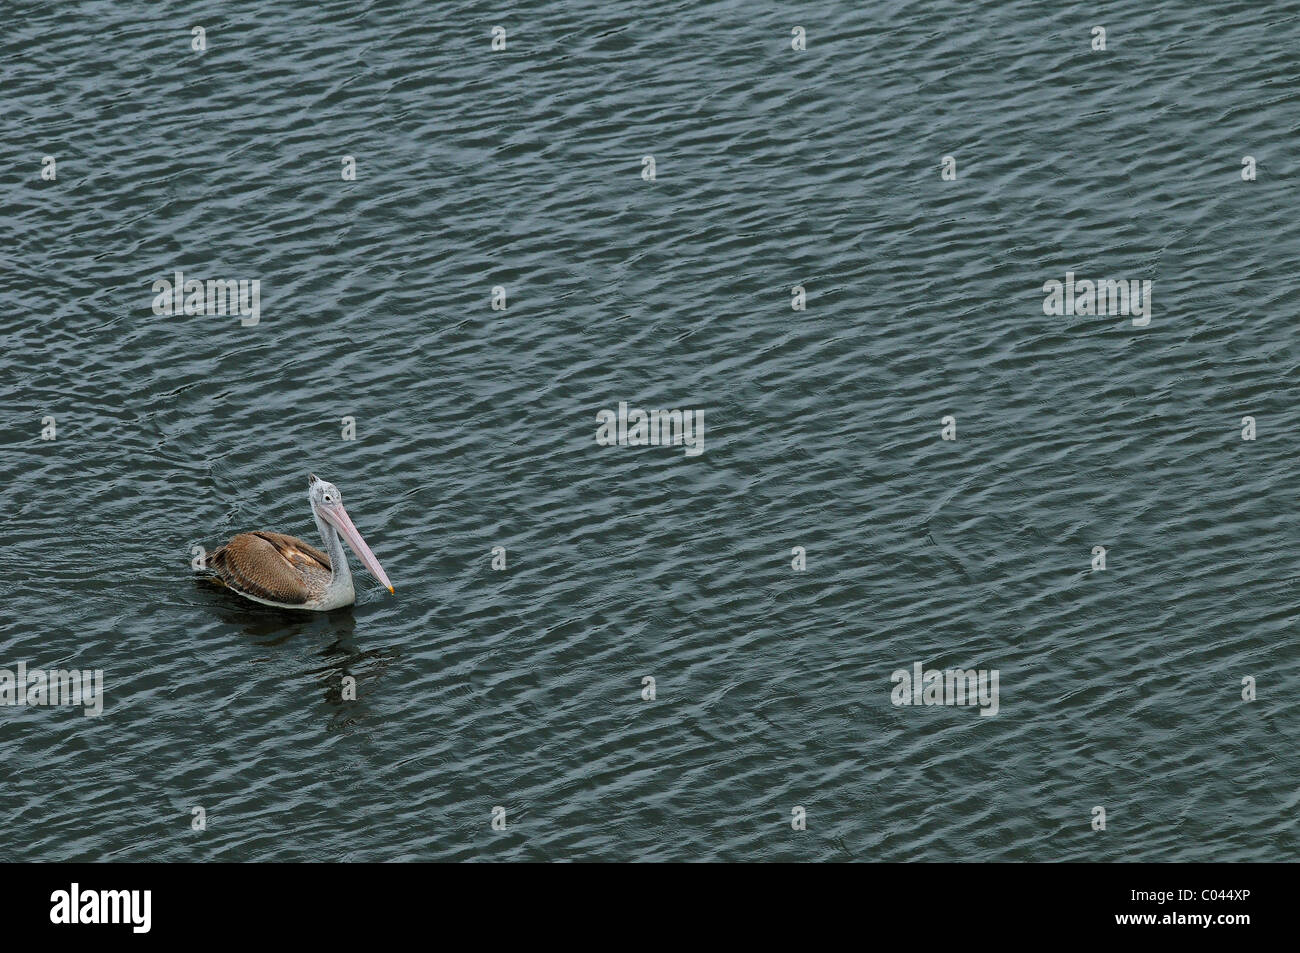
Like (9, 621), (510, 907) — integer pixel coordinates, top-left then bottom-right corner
(194, 577), (399, 732)
(192, 577), (335, 644)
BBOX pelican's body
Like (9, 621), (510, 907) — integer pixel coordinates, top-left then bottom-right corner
(206, 475), (394, 611)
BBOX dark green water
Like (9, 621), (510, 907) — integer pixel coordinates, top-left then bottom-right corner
(2, 0), (1297, 861)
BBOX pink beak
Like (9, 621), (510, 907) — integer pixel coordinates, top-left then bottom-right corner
(319, 502), (394, 594)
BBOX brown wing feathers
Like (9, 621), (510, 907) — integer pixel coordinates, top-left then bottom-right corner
(248, 531), (330, 571)
(209, 531), (330, 605)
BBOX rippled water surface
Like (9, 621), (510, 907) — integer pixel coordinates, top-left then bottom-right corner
(2, 0), (1298, 861)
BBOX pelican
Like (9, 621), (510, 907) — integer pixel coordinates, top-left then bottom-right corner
(206, 474), (394, 611)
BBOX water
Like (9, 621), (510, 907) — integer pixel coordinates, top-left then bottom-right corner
(2, 0), (1298, 861)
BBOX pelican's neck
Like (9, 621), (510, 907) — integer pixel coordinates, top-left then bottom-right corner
(312, 503), (353, 594)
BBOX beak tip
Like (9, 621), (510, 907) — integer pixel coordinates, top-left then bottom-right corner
(387, 585), (395, 594)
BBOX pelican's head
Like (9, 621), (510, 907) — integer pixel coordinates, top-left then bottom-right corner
(308, 474), (395, 594)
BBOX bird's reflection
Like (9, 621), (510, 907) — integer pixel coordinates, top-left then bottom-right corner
(194, 577), (398, 727)
(307, 638), (401, 726)
(195, 577), (348, 643)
